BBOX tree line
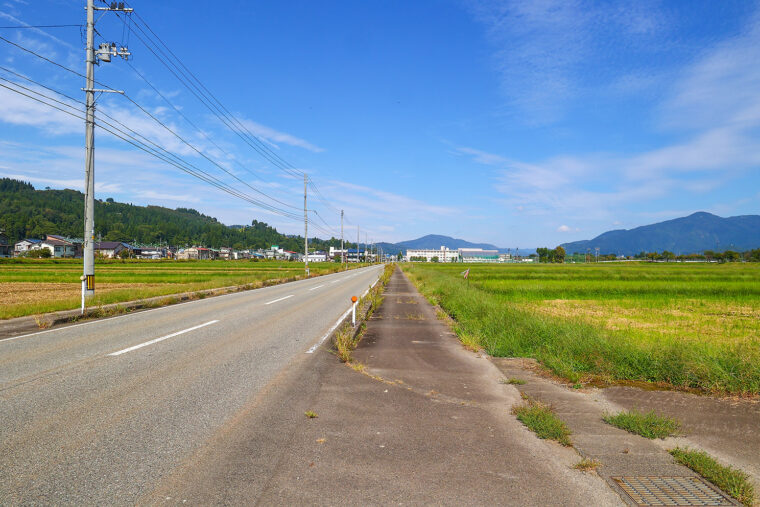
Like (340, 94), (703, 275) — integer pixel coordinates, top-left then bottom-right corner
(0, 178), (352, 251)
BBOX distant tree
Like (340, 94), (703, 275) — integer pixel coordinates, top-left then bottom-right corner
(118, 248), (130, 259)
(724, 250), (740, 262)
(553, 246), (566, 263)
(661, 250), (675, 262)
(431, 256), (439, 263)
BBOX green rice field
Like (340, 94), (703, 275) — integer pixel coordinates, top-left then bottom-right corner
(0, 258), (352, 319)
(401, 262), (760, 396)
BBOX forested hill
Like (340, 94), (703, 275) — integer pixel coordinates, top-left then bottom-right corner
(0, 178), (347, 250)
(560, 211), (760, 256)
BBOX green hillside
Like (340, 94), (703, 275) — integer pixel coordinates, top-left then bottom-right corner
(0, 178), (348, 251)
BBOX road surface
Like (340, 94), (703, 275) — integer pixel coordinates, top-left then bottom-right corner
(0, 264), (384, 504)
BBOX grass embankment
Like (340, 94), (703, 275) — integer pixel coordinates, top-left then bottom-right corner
(670, 447), (755, 506)
(401, 262), (760, 396)
(603, 410), (681, 439)
(0, 258), (361, 319)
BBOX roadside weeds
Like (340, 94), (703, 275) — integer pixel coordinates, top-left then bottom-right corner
(333, 264), (394, 363)
(670, 447), (755, 506)
(602, 409), (681, 439)
(511, 395), (572, 447)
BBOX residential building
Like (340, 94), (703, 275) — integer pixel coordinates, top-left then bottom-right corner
(14, 238), (42, 257)
(0, 231), (10, 258)
(94, 241), (126, 258)
(405, 246), (460, 263)
(38, 235), (77, 258)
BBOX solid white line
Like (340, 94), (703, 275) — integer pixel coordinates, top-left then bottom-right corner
(1, 265), (377, 345)
(306, 306), (352, 354)
(308, 284), (325, 291)
(108, 320), (219, 357)
(265, 294), (294, 305)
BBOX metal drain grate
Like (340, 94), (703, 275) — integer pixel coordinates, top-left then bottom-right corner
(613, 476), (734, 506)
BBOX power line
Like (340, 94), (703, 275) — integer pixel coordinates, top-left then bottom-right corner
(0, 24), (82, 29)
(0, 74), (303, 221)
(108, 6), (303, 180)
(1, 22), (355, 240)
(0, 38), (305, 219)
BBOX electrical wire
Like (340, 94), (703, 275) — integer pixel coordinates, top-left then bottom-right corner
(1, 23), (354, 240)
(0, 24), (82, 29)
(0, 75), (304, 220)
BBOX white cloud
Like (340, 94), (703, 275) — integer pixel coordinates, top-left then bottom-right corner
(556, 225), (570, 232)
(240, 118), (324, 153)
(467, 0), (668, 124)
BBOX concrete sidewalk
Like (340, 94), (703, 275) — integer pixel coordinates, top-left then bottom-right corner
(250, 267), (621, 505)
(147, 266), (621, 505)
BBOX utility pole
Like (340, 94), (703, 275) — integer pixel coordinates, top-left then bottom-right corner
(340, 209), (344, 266)
(304, 173), (309, 277)
(81, 0), (131, 314)
(357, 225), (360, 264)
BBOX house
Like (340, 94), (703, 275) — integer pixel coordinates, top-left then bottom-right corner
(0, 231), (10, 258)
(38, 235), (77, 258)
(14, 238), (41, 256)
(94, 241), (126, 258)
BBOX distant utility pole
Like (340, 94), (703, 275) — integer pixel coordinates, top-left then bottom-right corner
(81, 0), (132, 314)
(357, 225), (360, 263)
(304, 173), (309, 277)
(340, 209), (344, 266)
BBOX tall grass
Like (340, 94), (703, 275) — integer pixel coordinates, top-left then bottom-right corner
(402, 263), (760, 395)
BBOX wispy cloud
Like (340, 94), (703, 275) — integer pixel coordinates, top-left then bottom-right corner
(467, 0), (667, 124)
(240, 118), (324, 153)
(456, 4), (760, 230)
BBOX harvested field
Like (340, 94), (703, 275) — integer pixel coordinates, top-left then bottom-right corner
(0, 259), (355, 319)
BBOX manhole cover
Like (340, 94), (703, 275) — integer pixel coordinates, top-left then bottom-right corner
(613, 476), (734, 506)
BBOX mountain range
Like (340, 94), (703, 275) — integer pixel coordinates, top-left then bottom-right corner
(560, 212), (760, 256)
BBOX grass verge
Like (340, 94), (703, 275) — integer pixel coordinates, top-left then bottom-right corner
(669, 447), (755, 506)
(602, 409), (681, 439)
(334, 264), (395, 362)
(512, 397), (572, 446)
(400, 263), (760, 396)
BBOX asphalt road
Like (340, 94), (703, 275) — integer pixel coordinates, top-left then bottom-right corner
(0, 264), (384, 505)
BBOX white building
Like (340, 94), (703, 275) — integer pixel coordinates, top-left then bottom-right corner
(459, 248), (500, 263)
(306, 252), (327, 262)
(405, 246), (460, 263)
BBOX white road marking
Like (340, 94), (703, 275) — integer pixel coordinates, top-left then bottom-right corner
(329, 279), (342, 284)
(265, 294), (294, 305)
(108, 320), (219, 356)
(306, 306), (353, 354)
(308, 284), (325, 291)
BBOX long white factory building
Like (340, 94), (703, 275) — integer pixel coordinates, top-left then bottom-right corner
(405, 246), (511, 263)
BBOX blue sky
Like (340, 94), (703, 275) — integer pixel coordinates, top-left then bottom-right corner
(1, 0), (759, 248)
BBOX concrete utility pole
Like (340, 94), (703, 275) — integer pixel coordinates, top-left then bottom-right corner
(357, 225), (360, 264)
(81, 0), (131, 314)
(340, 209), (344, 266)
(304, 173), (309, 277)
